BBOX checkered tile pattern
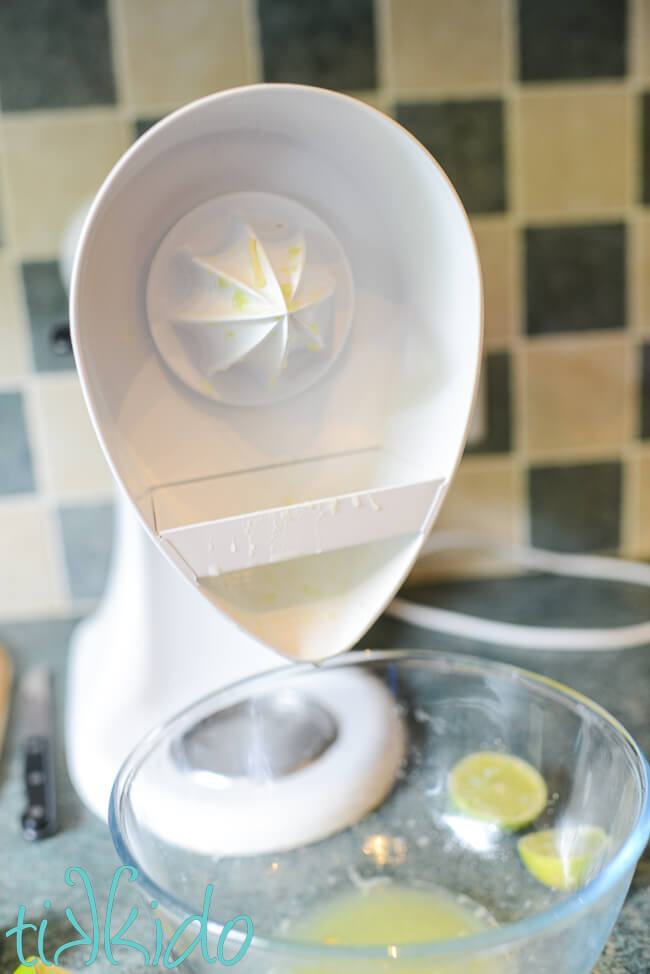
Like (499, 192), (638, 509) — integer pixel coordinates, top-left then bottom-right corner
(0, 0), (649, 620)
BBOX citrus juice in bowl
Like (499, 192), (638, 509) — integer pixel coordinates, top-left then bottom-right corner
(109, 651), (650, 974)
(284, 883), (501, 974)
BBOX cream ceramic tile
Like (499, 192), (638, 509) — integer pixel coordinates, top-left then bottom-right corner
(525, 339), (627, 455)
(31, 375), (113, 497)
(349, 91), (392, 114)
(118, 0), (249, 110)
(409, 458), (524, 580)
(434, 459), (524, 538)
(0, 501), (63, 618)
(634, 215), (650, 335)
(0, 256), (30, 379)
(638, 0), (650, 80)
(471, 218), (516, 348)
(388, 0), (506, 92)
(516, 88), (630, 217)
(3, 112), (128, 258)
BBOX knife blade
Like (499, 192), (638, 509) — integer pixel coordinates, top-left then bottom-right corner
(19, 665), (57, 840)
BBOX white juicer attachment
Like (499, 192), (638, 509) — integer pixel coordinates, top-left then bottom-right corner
(147, 191), (354, 405)
(67, 85), (481, 834)
(70, 84), (482, 664)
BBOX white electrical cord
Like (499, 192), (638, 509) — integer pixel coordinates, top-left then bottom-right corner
(388, 531), (650, 652)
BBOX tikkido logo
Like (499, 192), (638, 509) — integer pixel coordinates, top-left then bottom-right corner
(5, 867), (253, 968)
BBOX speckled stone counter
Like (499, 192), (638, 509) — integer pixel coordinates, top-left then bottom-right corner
(0, 574), (648, 973)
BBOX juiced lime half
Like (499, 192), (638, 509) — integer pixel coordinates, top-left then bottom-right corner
(449, 751), (547, 830)
(14, 961), (72, 974)
(518, 825), (610, 890)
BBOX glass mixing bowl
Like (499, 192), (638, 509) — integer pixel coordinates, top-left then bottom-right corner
(109, 651), (650, 973)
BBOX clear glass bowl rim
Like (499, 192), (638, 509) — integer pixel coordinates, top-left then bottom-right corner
(109, 649), (650, 962)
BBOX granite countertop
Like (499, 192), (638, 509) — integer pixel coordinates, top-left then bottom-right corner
(0, 573), (648, 973)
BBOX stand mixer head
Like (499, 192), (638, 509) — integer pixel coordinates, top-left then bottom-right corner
(67, 84), (481, 831)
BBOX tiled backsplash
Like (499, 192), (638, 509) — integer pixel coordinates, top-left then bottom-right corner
(0, 0), (649, 620)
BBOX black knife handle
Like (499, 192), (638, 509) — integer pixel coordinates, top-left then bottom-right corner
(22, 735), (57, 840)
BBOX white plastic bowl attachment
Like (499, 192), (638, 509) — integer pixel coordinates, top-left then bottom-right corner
(70, 85), (482, 660)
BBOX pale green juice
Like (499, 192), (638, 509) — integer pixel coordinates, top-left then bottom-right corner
(286, 883), (497, 973)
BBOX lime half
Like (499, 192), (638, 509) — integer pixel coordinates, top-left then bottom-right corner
(518, 825), (610, 890)
(449, 751), (547, 830)
(14, 962), (72, 974)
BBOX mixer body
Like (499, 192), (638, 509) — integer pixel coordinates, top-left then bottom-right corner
(66, 490), (284, 819)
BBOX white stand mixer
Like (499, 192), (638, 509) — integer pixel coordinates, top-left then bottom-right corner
(65, 85), (482, 830)
(66, 491), (285, 820)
